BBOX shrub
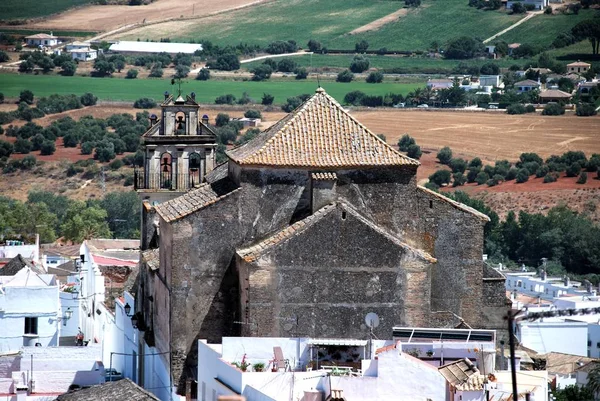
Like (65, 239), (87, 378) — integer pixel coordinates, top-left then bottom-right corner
(31, 133), (45, 151)
(126, 69), (138, 79)
(277, 58), (297, 73)
(0, 140), (14, 158)
(20, 155), (37, 170)
(149, 63), (164, 78)
(40, 140), (56, 155)
(516, 168), (530, 183)
(244, 110), (261, 119)
(566, 162), (582, 177)
(350, 56), (370, 73)
(453, 172), (466, 187)
(355, 40), (369, 53)
(475, 171), (489, 185)
(0, 93), (3, 104)
(261, 93), (274, 106)
(281, 96), (303, 112)
(123, 175), (134, 186)
(109, 159), (124, 170)
(523, 161), (540, 176)
(398, 134), (416, 151)
(450, 158), (467, 173)
(265, 40), (297, 54)
(19, 90), (34, 105)
(0, 50), (9, 62)
(506, 104), (526, 114)
(407, 144), (422, 159)
(307, 39), (322, 53)
(237, 92), (253, 105)
(544, 5), (552, 14)
(196, 68), (210, 81)
(174, 65), (190, 79)
(14, 138), (32, 154)
(429, 170), (452, 186)
(94, 140), (116, 162)
(542, 103), (565, 116)
(215, 113), (230, 127)
(251, 64), (273, 81)
(294, 67), (308, 79)
(544, 173), (558, 183)
(577, 171), (587, 184)
(207, 53), (240, 71)
(536, 165), (549, 178)
(215, 94), (236, 105)
(336, 70), (354, 83)
(80, 93), (98, 107)
(366, 71), (383, 83)
(511, 2), (526, 13)
(66, 163), (84, 177)
(576, 103), (597, 117)
(61, 61), (77, 76)
(344, 90), (366, 106)
(93, 59), (114, 77)
(468, 158), (482, 169)
(437, 147), (453, 165)
(81, 141), (95, 155)
(133, 98), (157, 109)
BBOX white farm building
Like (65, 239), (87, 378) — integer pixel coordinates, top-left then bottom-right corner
(108, 41), (202, 55)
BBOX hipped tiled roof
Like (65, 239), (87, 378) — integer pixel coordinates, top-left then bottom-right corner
(539, 89), (572, 98)
(438, 358), (483, 390)
(155, 179), (239, 223)
(227, 87), (419, 168)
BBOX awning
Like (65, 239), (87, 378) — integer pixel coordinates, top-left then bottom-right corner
(308, 339), (368, 346)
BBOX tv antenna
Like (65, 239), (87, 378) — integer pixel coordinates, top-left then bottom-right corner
(365, 312), (380, 359)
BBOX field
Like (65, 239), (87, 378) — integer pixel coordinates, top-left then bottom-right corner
(497, 10), (596, 49)
(243, 54), (535, 74)
(0, 74), (423, 103)
(0, 0), (93, 20)
(116, 0), (521, 51)
(17, 0), (270, 32)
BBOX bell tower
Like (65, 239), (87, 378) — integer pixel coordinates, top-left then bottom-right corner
(135, 91), (217, 204)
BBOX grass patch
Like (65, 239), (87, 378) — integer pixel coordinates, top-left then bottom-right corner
(496, 10), (597, 49)
(119, 0), (520, 51)
(0, 0), (93, 20)
(0, 74), (423, 104)
(244, 54), (535, 74)
(547, 41), (600, 62)
(0, 29), (98, 38)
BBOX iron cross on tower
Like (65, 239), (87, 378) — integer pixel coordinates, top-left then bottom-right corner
(171, 77), (184, 97)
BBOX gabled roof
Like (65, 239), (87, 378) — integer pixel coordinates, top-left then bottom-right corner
(26, 33), (57, 39)
(4, 267), (53, 287)
(568, 61), (591, 67)
(417, 186), (491, 222)
(155, 178), (239, 223)
(514, 80), (540, 87)
(227, 87), (419, 168)
(0, 254), (43, 276)
(56, 378), (160, 401)
(237, 202), (436, 263)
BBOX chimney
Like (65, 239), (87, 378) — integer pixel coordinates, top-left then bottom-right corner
(201, 114), (209, 125)
(149, 114), (158, 126)
(564, 276), (570, 287)
(164, 91), (170, 100)
(540, 269), (546, 281)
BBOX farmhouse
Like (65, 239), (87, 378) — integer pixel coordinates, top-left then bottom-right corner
(538, 89), (573, 103)
(514, 79), (540, 93)
(69, 48), (98, 62)
(25, 33), (58, 47)
(567, 61), (591, 74)
(505, 0), (549, 10)
(135, 87), (508, 394)
(427, 78), (454, 90)
(108, 40), (202, 56)
(578, 82), (598, 98)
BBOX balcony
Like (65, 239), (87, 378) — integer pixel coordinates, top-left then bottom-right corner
(134, 170), (202, 191)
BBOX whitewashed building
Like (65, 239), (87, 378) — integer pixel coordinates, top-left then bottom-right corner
(25, 33), (58, 48)
(69, 48), (97, 62)
(0, 237), (39, 265)
(0, 267), (60, 354)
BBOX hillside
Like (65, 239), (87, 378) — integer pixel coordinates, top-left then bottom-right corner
(1, 104), (599, 223)
(116, 0), (521, 51)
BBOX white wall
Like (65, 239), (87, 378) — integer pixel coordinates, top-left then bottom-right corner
(0, 243), (39, 264)
(0, 281), (59, 353)
(59, 290), (81, 340)
(588, 323), (600, 358)
(517, 321), (587, 355)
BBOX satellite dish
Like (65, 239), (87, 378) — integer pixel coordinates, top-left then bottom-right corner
(365, 312), (380, 329)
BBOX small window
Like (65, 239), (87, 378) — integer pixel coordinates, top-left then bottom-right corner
(596, 342), (600, 349)
(518, 281), (522, 288)
(341, 211), (347, 220)
(429, 200), (433, 209)
(588, 340), (592, 347)
(545, 288), (548, 294)
(25, 317), (38, 335)
(530, 285), (534, 291)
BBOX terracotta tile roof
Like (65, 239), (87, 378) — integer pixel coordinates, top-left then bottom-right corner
(542, 352), (595, 375)
(418, 186), (491, 222)
(539, 89), (573, 98)
(26, 33), (57, 39)
(311, 172), (337, 180)
(237, 202), (436, 263)
(438, 359), (482, 389)
(56, 378), (160, 400)
(514, 80), (540, 87)
(154, 178), (239, 223)
(227, 87), (419, 168)
(142, 249), (160, 271)
(568, 61), (591, 67)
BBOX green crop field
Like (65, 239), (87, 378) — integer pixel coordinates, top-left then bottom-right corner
(0, 0), (93, 20)
(497, 10), (596, 49)
(548, 41), (599, 61)
(0, 74), (424, 104)
(119, 0), (520, 51)
(244, 54), (535, 74)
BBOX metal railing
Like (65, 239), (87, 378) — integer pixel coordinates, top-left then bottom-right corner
(134, 170), (202, 191)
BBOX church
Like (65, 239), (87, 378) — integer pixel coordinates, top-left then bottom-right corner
(134, 88), (508, 394)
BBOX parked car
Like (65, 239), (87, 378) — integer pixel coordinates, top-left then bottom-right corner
(416, 104), (429, 108)
(105, 368), (123, 381)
